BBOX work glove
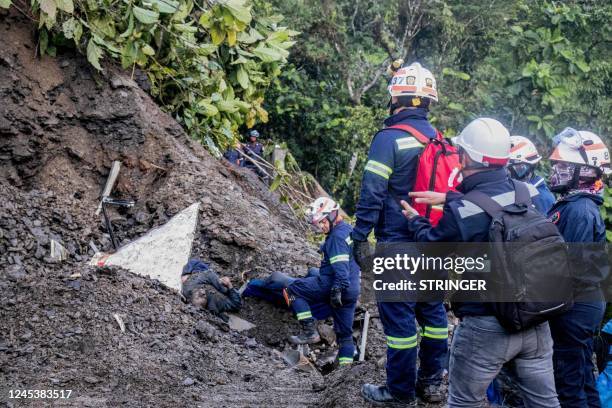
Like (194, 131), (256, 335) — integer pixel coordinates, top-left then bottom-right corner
(352, 240), (371, 269)
(330, 287), (343, 308)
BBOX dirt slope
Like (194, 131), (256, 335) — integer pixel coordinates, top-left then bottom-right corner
(0, 9), (448, 408)
(0, 10), (326, 407)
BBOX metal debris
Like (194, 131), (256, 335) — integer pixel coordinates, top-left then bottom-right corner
(359, 311), (370, 362)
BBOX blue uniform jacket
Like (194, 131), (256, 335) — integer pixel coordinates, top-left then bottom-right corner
(353, 108), (436, 243)
(407, 168), (546, 317)
(547, 192), (608, 292)
(319, 221), (361, 294)
(243, 142), (263, 158)
(530, 174), (556, 214)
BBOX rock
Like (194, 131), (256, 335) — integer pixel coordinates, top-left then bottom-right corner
(195, 320), (217, 343)
(312, 381), (327, 392)
(6, 264), (26, 281)
(227, 314), (255, 332)
(317, 322), (336, 345)
(84, 376), (101, 384)
(66, 280), (81, 290)
(244, 338), (257, 349)
(110, 75), (137, 90)
(182, 377), (195, 386)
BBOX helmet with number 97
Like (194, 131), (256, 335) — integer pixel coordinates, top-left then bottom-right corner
(388, 62), (438, 102)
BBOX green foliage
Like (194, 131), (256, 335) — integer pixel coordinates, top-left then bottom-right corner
(26, 0), (296, 151)
(262, 0), (611, 221)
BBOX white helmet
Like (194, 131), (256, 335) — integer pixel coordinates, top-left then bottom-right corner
(452, 118), (510, 167)
(549, 128), (611, 175)
(388, 62), (438, 102)
(306, 197), (339, 225)
(509, 135), (542, 165)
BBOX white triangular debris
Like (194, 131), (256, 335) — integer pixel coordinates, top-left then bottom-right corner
(90, 202), (200, 291)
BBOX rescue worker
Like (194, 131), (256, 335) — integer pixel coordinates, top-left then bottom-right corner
(402, 118), (560, 407)
(546, 127), (610, 408)
(508, 135), (556, 213)
(181, 259), (242, 322)
(242, 129), (264, 163)
(355, 62), (447, 405)
(284, 197), (361, 366)
(223, 140), (243, 166)
(484, 135), (558, 403)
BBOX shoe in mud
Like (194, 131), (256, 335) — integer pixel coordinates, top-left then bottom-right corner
(416, 383), (445, 403)
(288, 318), (320, 344)
(360, 384), (417, 407)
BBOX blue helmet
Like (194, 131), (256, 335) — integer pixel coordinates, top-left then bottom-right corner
(248, 129), (260, 138)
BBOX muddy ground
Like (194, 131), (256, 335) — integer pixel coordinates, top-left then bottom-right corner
(0, 10), (452, 408)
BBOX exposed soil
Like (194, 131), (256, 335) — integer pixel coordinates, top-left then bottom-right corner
(0, 9), (449, 408)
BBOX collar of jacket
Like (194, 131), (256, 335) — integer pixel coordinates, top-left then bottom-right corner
(384, 107), (429, 127)
(558, 191), (604, 206)
(529, 174), (543, 185)
(457, 168), (508, 193)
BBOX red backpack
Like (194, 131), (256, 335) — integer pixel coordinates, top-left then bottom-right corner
(388, 124), (461, 226)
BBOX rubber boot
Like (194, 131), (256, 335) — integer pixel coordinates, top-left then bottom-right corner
(288, 318), (320, 345)
(361, 384), (417, 407)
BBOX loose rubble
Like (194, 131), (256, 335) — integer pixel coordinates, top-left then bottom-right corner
(0, 10), (448, 408)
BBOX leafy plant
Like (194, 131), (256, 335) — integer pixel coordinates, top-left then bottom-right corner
(3, 0), (297, 152)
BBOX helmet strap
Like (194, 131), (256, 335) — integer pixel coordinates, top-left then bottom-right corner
(325, 210), (338, 234)
(577, 146), (589, 166)
(570, 164), (582, 190)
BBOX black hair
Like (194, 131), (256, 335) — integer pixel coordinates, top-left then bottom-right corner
(396, 95), (431, 109)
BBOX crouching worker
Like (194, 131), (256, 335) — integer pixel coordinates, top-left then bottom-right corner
(181, 259), (242, 322)
(244, 197), (361, 366)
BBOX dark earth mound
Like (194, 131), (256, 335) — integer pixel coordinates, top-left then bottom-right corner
(0, 9), (448, 408)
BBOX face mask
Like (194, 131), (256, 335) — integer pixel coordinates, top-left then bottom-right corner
(508, 163), (532, 180)
(549, 162), (576, 193)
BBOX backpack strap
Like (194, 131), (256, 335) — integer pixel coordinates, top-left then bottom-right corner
(387, 124), (433, 144)
(463, 191), (505, 219)
(511, 179), (532, 207)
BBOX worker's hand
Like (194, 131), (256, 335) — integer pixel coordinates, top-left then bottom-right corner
(219, 277), (232, 288)
(400, 200), (419, 220)
(352, 240), (371, 269)
(408, 191), (447, 205)
(330, 287), (343, 308)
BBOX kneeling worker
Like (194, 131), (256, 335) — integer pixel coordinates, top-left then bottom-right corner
(285, 197), (361, 366)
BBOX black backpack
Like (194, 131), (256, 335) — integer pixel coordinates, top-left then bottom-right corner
(464, 180), (574, 333)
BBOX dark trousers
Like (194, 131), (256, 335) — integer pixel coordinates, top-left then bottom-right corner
(288, 268), (359, 360)
(550, 301), (606, 408)
(378, 301), (448, 399)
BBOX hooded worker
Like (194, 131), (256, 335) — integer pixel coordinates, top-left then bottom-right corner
(546, 127), (610, 408)
(508, 135), (556, 213)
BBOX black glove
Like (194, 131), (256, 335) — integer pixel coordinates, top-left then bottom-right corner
(352, 240), (371, 269)
(330, 287), (343, 308)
